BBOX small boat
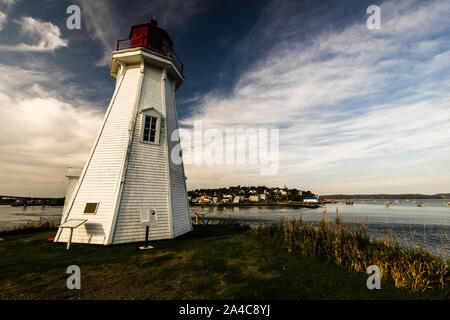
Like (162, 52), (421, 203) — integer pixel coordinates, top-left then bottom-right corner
(11, 200), (25, 206)
(394, 200), (400, 204)
(345, 200), (353, 205)
(384, 201), (390, 208)
(416, 201), (424, 207)
(442, 202), (450, 206)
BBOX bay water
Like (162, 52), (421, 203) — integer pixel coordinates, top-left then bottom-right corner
(1, 199), (448, 259)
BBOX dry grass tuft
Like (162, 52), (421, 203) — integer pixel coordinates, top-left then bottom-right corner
(252, 214), (449, 293)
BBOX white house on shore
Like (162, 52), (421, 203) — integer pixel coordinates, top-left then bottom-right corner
(303, 197), (320, 203)
(55, 19), (192, 245)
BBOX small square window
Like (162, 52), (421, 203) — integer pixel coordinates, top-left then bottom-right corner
(142, 114), (159, 144)
(84, 202), (99, 215)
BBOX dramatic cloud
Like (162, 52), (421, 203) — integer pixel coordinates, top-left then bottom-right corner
(0, 0), (448, 196)
(0, 16), (68, 51)
(181, 0), (450, 193)
(0, 63), (103, 196)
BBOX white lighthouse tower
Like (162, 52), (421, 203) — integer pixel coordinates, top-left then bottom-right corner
(55, 18), (192, 245)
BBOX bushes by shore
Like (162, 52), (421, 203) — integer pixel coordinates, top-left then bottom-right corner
(252, 213), (449, 293)
(0, 220), (58, 237)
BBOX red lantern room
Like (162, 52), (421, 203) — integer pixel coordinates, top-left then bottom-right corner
(115, 16), (183, 74)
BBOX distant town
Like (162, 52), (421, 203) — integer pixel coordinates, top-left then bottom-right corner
(188, 186), (321, 207)
(188, 186), (450, 207)
(1, 189), (448, 208)
(0, 196), (65, 207)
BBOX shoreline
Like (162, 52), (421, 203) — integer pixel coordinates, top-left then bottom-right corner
(190, 201), (323, 208)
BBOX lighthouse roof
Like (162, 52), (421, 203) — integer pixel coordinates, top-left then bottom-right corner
(129, 21), (174, 47)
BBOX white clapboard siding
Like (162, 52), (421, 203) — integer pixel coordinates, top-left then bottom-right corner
(165, 78), (193, 237)
(58, 66), (141, 244)
(56, 48), (191, 246)
(111, 64), (171, 244)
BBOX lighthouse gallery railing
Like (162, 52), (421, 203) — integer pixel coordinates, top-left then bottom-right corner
(115, 35), (184, 75)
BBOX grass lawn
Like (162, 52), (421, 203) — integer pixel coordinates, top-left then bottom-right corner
(0, 224), (447, 299)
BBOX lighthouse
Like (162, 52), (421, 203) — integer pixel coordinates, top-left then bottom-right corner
(55, 18), (192, 245)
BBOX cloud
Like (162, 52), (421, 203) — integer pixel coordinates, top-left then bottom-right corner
(0, 0), (17, 6)
(75, 0), (120, 66)
(1, 0), (448, 197)
(180, 0), (450, 193)
(0, 0), (15, 31)
(0, 0), (19, 31)
(0, 16), (68, 51)
(0, 63), (104, 197)
(0, 10), (6, 30)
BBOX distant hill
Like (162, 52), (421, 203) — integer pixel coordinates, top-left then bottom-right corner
(321, 194), (450, 200)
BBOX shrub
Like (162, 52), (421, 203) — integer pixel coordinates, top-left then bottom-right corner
(0, 220), (58, 236)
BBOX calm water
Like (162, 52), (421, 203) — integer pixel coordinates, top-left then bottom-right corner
(0, 205), (63, 231)
(1, 200), (449, 259)
(194, 199), (450, 259)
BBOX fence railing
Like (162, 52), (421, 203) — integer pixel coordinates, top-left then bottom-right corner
(115, 36), (184, 74)
(115, 35), (146, 51)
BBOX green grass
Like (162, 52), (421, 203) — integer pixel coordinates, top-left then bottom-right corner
(0, 224), (447, 299)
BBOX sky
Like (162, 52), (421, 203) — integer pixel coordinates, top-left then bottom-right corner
(0, 0), (449, 197)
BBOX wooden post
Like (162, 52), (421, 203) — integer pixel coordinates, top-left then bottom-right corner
(66, 228), (73, 250)
(192, 212), (199, 225)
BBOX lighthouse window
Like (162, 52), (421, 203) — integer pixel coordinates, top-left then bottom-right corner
(142, 115), (159, 143)
(83, 202), (99, 215)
